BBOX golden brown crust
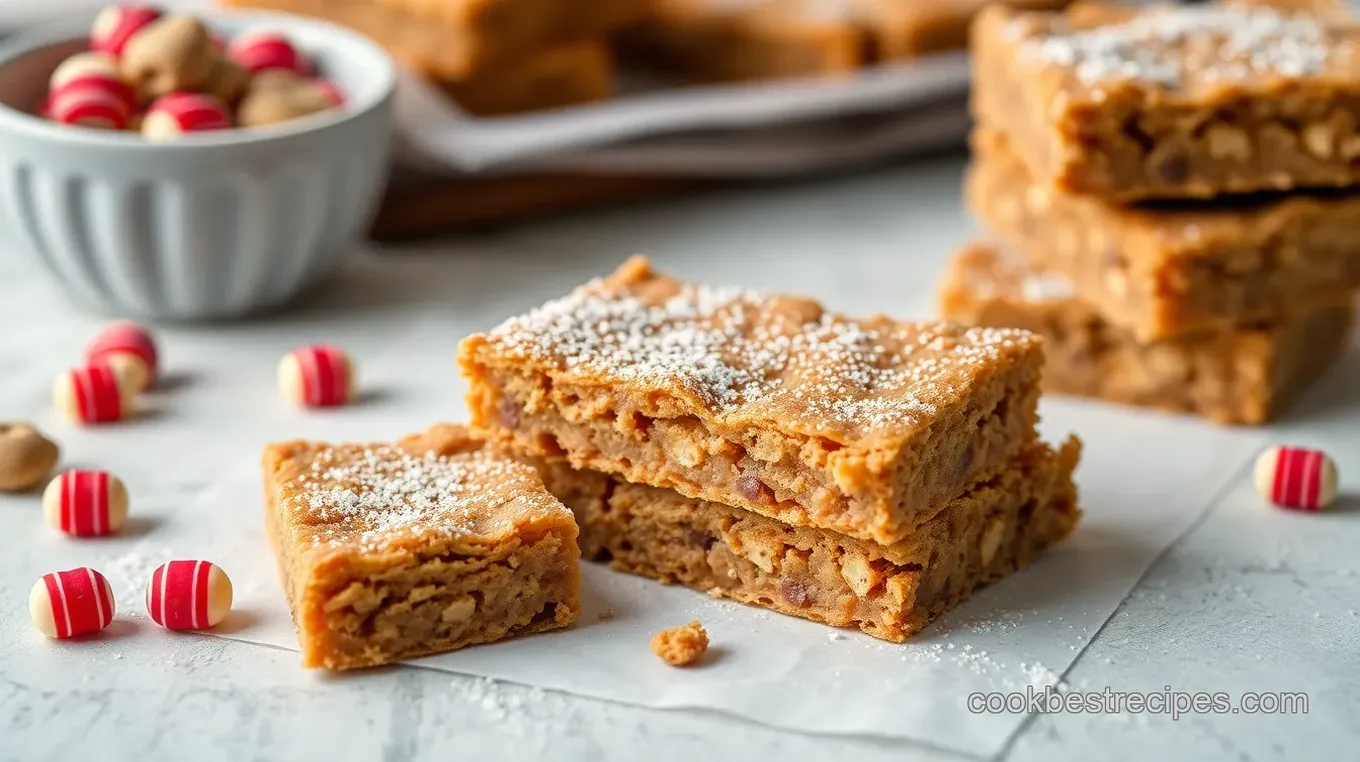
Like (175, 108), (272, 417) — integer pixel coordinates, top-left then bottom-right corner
(536, 439), (1081, 642)
(968, 128), (1360, 341)
(263, 424), (581, 670)
(460, 256), (1043, 544)
(972, 2), (1360, 200)
(939, 242), (1355, 424)
(437, 40), (613, 116)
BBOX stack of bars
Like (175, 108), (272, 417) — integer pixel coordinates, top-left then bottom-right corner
(223, 0), (652, 115)
(458, 257), (1082, 642)
(941, 1), (1360, 425)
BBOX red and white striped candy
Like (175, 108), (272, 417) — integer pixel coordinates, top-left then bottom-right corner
(142, 92), (232, 139)
(1253, 446), (1339, 511)
(29, 567), (116, 639)
(49, 51), (135, 106)
(146, 560), (233, 630)
(228, 30), (309, 75)
(48, 86), (130, 130)
(85, 320), (158, 391)
(42, 469), (129, 537)
(90, 4), (162, 57)
(53, 364), (130, 424)
(278, 344), (354, 407)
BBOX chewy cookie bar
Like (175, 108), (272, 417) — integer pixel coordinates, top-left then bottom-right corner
(226, 0), (647, 80)
(968, 129), (1360, 341)
(262, 425), (581, 670)
(538, 438), (1081, 642)
(459, 256), (1044, 545)
(438, 40), (613, 116)
(616, 0), (1071, 82)
(940, 243), (1354, 424)
(972, 2), (1360, 201)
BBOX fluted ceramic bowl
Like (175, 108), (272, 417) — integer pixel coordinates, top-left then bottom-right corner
(0, 11), (396, 320)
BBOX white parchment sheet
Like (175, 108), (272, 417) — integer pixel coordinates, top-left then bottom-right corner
(31, 298), (1271, 759)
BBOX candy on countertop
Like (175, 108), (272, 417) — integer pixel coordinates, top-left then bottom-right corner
(1253, 446), (1339, 512)
(53, 365), (132, 424)
(146, 560), (233, 630)
(142, 92), (232, 139)
(277, 344), (354, 407)
(42, 469), (129, 537)
(85, 321), (158, 391)
(29, 567), (116, 639)
(0, 423), (60, 492)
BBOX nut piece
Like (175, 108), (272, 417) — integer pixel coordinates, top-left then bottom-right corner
(237, 78), (340, 128)
(1302, 122), (1337, 159)
(651, 621), (709, 667)
(979, 518), (1006, 567)
(0, 423), (59, 491)
(1252, 445), (1338, 511)
(121, 15), (215, 100)
(201, 56), (250, 104)
(1205, 125), (1252, 162)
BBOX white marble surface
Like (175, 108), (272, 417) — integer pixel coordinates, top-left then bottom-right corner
(2, 156), (1359, 762)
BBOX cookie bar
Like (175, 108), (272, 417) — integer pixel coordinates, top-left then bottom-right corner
(459, 256), (1044, 545)
(613, 0), (865, 82)
(262, 425), (581, 670)
(968, 129), (1360, 341)
(538, 438), (1081, 642)
(972, 3), (1360, 201)
(225, 0), (647, 79)
(940, 242), (1354, 424)
(438, 40), (613, 116)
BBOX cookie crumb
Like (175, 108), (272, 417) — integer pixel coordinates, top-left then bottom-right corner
(597, 607), (615, 620)
(651, 621), (709, 667)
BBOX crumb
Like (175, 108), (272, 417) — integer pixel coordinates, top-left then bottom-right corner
(651, 621), (709, 667)
(598, 607), (615, 620)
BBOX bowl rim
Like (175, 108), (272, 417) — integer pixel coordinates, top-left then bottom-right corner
(0, 8), (398, 149)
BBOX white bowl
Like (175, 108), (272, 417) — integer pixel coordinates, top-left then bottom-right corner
(0, 10), (397, 320)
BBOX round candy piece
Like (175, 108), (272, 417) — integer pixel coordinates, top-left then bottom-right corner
(29, 567), (116, 639)
(142, 92), (232, 140)
(85, 320), (158, 391)
(42, 469), (129, 537)
(1253, 446), (1339, 511)
(227, 30), (309, 74)
(49, 51), (135, 106)
(90, 4), (162, 57)
(53, 364), (131, 424)
(0, 422), (60, 492)
(278, 344), (354, 407)
(48, 86), (130, 130)
(146, 560), (232, 630)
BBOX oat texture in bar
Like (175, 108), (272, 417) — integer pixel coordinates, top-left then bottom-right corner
(537, 438), (1082, 642)
(460, 256), (1043, 545)
(972, 2), (1360, 200)
(940, 242), (1355, 424)
(968, 129), (1360, 341)
(262, 424), (581, 670)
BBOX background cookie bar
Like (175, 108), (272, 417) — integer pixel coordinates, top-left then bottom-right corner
(940, 243), (1354, 424)
(536, 439), (1081, 642)
(972, 2), (1360, 201)
(437, 40), (613, 116)
(460, 256), (1043, 545)
(968, 129), (1360, 341)
(262, 424), (581, 671)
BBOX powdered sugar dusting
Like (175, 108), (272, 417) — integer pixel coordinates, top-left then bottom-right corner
(481, 261), (1038, 438)
(283, 445), (567, 551)
(1016, 6), (1341, 88)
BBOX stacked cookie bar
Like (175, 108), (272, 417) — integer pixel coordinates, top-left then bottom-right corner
(224, 0), (650, 115)
(459, 257), (1081, 641)
(615, 0), (1074, 82)
(944, 1), (1360, 424)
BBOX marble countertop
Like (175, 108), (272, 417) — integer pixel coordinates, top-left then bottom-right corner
(2, 156), (1357, 762)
